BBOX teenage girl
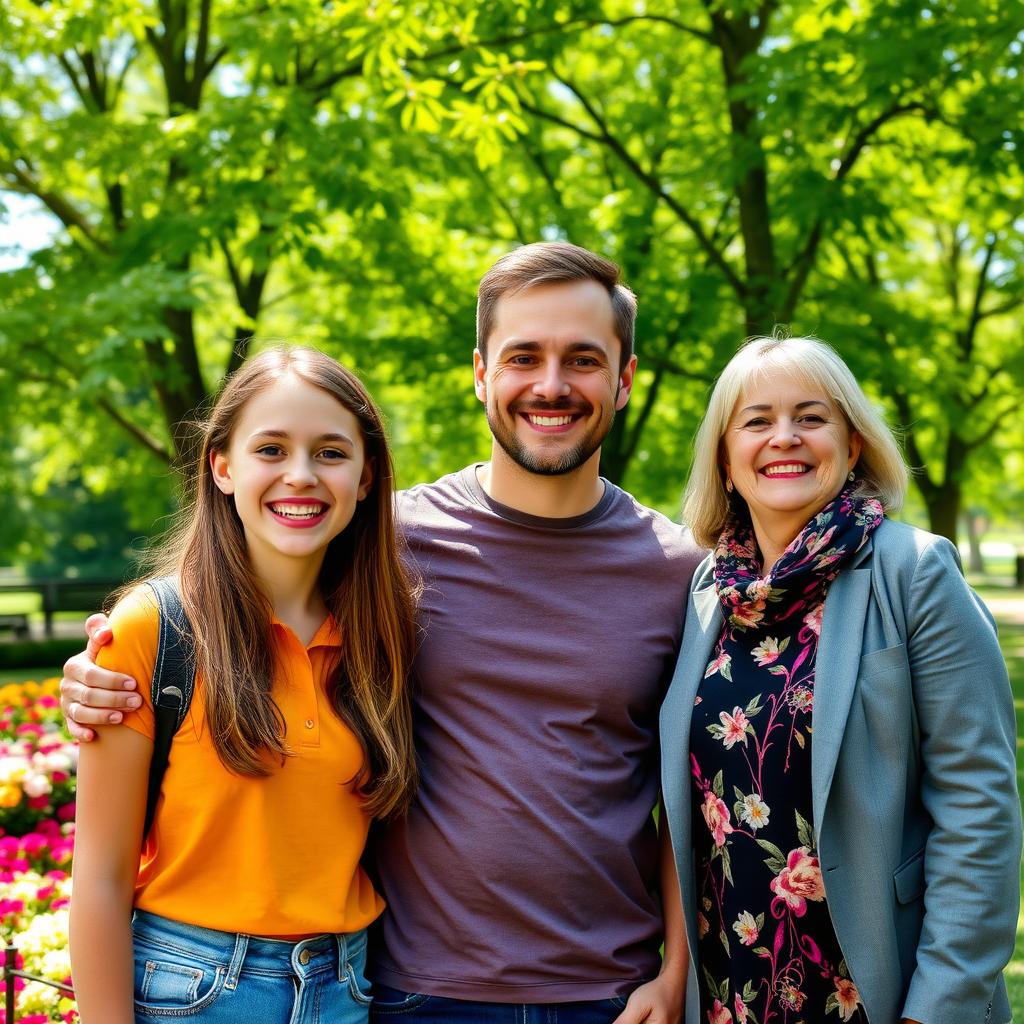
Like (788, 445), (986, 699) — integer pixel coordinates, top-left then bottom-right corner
(69, 347), (418, 1024)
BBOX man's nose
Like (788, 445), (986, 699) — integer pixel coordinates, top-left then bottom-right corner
(531, 359), (571, 400)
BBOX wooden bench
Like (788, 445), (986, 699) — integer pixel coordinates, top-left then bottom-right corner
(0, 614), (30, 640)
(39, 580), (119, 638)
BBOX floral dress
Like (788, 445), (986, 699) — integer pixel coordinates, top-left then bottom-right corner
(689, 486), (882, 1024)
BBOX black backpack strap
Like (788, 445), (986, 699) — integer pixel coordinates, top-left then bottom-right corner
(143, 577), (197, 839)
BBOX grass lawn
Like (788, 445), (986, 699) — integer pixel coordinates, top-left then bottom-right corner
(999, 607), (1024, 1018)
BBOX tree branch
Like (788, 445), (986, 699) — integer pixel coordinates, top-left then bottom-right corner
(964, 236), (996, 348)
(2, 161), (108, 252)
(964, 399), (1018, 453)
(97, 398), (174, 463)
(780, 101), (927, 319)
(311, 13), (713, 97)
(891, 388), (936, 499)
(518, 85), (746, 299)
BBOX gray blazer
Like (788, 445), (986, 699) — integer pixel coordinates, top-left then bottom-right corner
(660, 519), (1021, 1024)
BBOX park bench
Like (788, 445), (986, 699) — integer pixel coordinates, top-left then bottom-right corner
(0, 614), (30, 640)
(38, 579), (119, 638)
(0, 578), (121, 640)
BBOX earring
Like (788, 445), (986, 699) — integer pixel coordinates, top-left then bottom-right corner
(847, 470), (855, 482)
(726, 478), (734, 493)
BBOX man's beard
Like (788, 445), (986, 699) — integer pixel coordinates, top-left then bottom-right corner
(486, 401), (613, 477)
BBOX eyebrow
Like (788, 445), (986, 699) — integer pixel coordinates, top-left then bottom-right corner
(248, 429), (355, 445)
(496, 339), (609, 358)
(736, 400), (831, 416)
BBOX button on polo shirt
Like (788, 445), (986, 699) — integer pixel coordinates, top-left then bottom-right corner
(99, 588), (383, 937)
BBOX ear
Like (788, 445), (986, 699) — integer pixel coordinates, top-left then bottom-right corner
(210, 449), (234, 494)
(614, 354), (638, 412)
(358, 456), (375, 502)
(848, 431), (864, 471)
(473, 348), (487, 405)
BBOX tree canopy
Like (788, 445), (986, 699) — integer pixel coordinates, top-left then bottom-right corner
(2, 0), (1022, 569)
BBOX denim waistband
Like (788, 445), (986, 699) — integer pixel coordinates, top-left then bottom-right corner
(132, 908), (367, 986)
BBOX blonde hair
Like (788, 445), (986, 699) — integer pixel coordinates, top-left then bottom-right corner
(683, 335), (909, 549)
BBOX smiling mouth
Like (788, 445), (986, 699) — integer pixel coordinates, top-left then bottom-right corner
(268, 502), (327, 520)
(517, 405), (587, 432)
(760, 463), (811, 477)
(526, 413), (576, 427)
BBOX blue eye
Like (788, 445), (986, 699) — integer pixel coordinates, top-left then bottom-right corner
(319, 448), (347, 460)
(256, 444), (284, 457)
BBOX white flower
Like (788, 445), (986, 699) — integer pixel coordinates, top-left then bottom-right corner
(23, 773), (52, 798)
(751, 636), (785, 667)
(0, 756), (28, 784)
(732, 910), (759, 945)
(44, 750), (74, 773)
(739, 793), (770, 830)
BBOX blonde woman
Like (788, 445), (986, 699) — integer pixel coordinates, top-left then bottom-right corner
(661, 336), (1020, 1024)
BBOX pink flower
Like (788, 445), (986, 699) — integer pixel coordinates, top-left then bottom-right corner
(697, 912), (710, 938)
(734, 992), (748, 1023)
(701, 793), (735, 847)
(803, 604), (824, 636)
(704, 650), (733, 680)
(770, 846), (825, 914)
(707, 998), (733, 1024)
(718, 707), (749, 748)
(834, 977), (862, 1021)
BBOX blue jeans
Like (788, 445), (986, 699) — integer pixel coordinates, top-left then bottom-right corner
(131, 909), (372, 1023)
(369, 984), (628, 1023)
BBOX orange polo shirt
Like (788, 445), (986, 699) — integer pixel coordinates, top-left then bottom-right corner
(97, 587), (384, 937)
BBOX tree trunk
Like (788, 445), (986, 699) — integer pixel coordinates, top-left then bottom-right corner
(925, 480), (961, 547)
(600, 409), (629, 486)
(964, 508), (986, 574)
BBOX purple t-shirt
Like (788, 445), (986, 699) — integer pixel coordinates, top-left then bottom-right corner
(369, 466), (703, 1001)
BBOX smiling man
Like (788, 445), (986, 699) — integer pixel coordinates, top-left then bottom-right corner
(61, 242), (704, 1024)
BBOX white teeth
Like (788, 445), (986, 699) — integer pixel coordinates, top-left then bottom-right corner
(763, 464), (809, 476)
(528, 414), (573, 426)
(270, 504), (325, 519)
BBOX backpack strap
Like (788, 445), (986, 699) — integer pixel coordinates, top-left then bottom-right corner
(143, 577), (197, 839)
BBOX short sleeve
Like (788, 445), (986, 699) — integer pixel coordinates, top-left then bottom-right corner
(95, 586), (159, 740)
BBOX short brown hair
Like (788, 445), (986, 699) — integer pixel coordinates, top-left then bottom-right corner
(476, 242), (637, 370)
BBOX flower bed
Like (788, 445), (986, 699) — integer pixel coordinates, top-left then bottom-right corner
(0, 681), (77, 1024)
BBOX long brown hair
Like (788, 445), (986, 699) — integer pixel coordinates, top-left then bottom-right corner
(147, 346), (418, 819)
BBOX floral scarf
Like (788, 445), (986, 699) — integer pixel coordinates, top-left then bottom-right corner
(708, 484), (884, 677)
